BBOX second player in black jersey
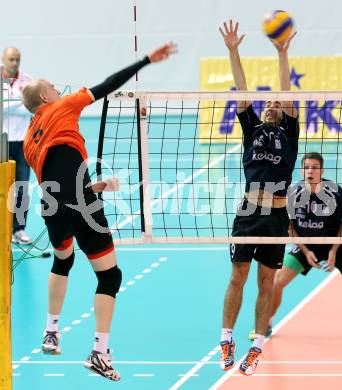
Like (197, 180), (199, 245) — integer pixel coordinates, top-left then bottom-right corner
(249, 152), (342, 341)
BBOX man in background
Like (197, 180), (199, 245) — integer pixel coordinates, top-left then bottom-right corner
(2, 47), (33, 244)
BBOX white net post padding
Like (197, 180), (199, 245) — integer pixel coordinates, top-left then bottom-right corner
(137, 97), (153, 239)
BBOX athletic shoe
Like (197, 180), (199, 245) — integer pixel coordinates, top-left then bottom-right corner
(239, 346), (262, 376)
(220, 340), (236, 371)
(12, 230), (33, 245)
(42, 331), (61, 354)
(84, 350), (120, 381)
(249, 325), (272, 341)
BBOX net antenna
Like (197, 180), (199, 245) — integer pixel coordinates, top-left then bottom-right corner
(133, 1), (139, 89)
(133, 2), (153, 240)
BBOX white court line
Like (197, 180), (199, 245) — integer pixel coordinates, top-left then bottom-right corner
(259, 361), (342, 364)
(12, 360), (221, 365)
(231, 374), (342, 377)
(12, 360), (342, 365)
(169, 346), (221, 390)
(209, 269), (339, 390)
(169, 362), (206, 389)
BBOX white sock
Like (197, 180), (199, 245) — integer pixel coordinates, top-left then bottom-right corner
(46, 313), (59, 332)
(253, 334), (265, 350)
(94, 332), (109, 354)
(221, 328), (233, 343)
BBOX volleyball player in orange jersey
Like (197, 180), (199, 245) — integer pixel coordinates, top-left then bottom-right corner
(22, 42), (177, 381)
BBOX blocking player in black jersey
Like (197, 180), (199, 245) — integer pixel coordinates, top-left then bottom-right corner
(218, 20), (298, 376)
(250, 152), (342, 340)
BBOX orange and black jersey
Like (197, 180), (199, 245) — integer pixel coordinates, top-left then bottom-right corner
(24, 88), (93, 184)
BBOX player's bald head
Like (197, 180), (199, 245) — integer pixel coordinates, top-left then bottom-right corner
(22, 79), (61, 113)
(22, 80), (48, 113)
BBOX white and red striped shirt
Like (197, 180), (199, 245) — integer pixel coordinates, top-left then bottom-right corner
(2, 69), (32, 141)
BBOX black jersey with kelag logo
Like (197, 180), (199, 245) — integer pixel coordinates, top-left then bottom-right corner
(237, 105), (299, 196)
(288, 179), (342, 237)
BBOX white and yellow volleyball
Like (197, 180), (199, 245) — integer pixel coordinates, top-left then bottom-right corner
(263, 10), (294, 43)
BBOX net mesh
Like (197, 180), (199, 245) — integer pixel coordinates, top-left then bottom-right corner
(96, 91), (342, 244)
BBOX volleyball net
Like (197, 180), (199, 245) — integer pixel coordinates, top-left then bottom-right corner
(96, 90), (342, 244)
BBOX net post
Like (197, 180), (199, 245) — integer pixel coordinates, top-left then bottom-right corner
(95, 97), (109, 235)
(136, 97), (153, 240)
(96, 97), (109, 203)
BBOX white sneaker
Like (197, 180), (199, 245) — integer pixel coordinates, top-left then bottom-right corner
(12, 230), (33, 245)
(84, 350), (120, 381)
(239, 347), (262, 376)
(42, 331), (61, 354)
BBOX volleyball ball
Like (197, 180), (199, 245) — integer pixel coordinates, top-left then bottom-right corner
(262, 10), (294, 43)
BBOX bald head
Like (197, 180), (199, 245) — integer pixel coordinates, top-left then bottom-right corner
(22, 80), (48, 113)
(22, 80), (61, 113)
(2, 47), (21, 76)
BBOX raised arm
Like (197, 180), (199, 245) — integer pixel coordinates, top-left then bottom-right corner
(89, 42), (177, 101)
(219, 20), (250, 113)
(271, 33), (298, 118)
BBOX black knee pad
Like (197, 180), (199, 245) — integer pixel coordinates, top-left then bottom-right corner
(95, 265), (122, 298)
(51, 252), (75, 276)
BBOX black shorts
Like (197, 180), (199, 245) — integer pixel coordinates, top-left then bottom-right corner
(230, 199), (289, 269)
(41, 193), (114, 259)
(289, 244), (342, 276)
